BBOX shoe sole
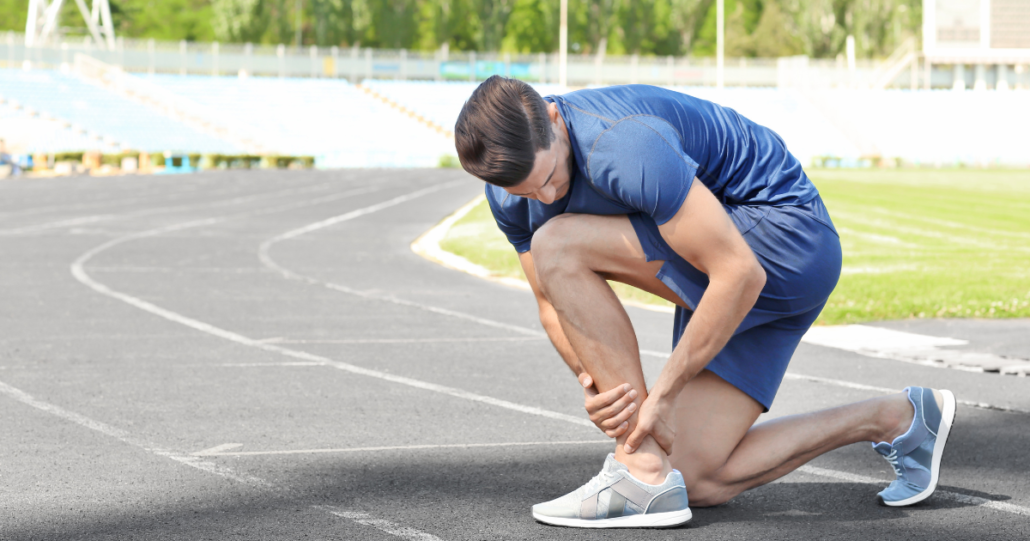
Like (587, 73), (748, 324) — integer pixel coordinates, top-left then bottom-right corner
(533, 508), (692, 529)
(879, 389), (956, 507)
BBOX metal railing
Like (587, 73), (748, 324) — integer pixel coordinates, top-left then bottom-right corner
(4, 32), (1027, 89)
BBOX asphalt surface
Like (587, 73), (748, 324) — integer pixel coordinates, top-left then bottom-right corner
(1, 170), (1028, 541)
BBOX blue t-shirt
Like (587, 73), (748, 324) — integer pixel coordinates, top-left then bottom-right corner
(486, 85), (819, 253)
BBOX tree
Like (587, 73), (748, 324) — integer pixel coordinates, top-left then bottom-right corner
(500, 0), (555, 53)
(750, 0), (802, 57)
(212, 0), (264, 43)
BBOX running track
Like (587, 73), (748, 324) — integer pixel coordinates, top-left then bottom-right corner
(1, 170), (1028, 540)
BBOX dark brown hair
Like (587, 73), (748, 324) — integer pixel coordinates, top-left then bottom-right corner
(454, 75), (554, 187)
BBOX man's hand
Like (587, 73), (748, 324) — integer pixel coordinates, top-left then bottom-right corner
(624, 393), (676, 455)
(579, 373), (638, 438)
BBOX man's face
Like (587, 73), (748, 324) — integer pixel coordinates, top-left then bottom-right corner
(503, 120), (572, 205)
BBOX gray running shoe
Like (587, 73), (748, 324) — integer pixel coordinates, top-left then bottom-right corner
(532, 454), (692, 528)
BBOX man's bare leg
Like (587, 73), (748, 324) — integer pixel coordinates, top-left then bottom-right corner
(529, 213), (940, 501)
(530, 213), (693, 484)
(664, 371), (938, 506)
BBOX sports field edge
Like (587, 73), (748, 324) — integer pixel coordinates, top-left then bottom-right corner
(423, 169), (1030, 325)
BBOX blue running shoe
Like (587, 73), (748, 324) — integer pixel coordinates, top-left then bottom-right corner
(872, 386), (956, 506)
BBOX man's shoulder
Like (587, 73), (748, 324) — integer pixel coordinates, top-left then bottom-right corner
(586, 116), (696, 181)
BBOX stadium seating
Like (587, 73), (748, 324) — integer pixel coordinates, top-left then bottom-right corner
(362, 79), (566, 133)
(810, 89), (1030, 167)
(150, 75), (455, 168)
(0, 102), (112, 153)
(0, 69), (238, 154)
(4, 65), (1026, 168)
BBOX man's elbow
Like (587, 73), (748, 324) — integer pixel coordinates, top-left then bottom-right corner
(744, 259), (766, 300)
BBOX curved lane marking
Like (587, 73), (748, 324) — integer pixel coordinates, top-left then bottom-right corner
(73, 180), (592, 430)
(0, 179), (345, 236)
(58, 179), (1030, 519)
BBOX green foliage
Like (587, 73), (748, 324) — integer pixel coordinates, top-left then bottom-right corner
(438, 154), (461, 168)
(0, 0), (28, 35)
(501, 0), (555, 53)
(3, 0), (923, 58)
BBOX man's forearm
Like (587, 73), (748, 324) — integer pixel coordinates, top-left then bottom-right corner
(649, 270), (764, 400)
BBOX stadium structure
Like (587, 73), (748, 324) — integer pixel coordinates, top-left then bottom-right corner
(2, 0), (1029, 175)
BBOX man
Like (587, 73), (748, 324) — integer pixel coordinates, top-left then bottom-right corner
(454, 76), (956, 528)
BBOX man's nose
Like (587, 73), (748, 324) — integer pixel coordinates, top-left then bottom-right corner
(538, 185), (556, 204)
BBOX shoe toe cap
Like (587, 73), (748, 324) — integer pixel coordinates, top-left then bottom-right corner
(532, 496), (581, 519)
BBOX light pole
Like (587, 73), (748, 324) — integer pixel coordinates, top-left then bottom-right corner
(559, 0), (568, 87)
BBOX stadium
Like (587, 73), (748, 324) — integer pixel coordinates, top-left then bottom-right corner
(2, 0), (1029, 539)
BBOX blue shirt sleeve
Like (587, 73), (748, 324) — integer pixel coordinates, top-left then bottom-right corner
(485, 185), (534, 253)
(586, 116), (699, 225)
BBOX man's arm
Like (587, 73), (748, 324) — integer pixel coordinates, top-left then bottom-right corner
(624, 178), (766, 453)
(518, 251), (583, 375)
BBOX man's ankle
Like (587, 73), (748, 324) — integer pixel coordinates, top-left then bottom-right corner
(614, 439), (672, 485)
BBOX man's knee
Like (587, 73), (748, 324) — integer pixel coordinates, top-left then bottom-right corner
(530, 214), (588, 288)
(686, 477), (738, 507)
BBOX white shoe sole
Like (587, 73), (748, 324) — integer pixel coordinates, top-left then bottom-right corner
(881, 389), (956, 507)
(533, 507), (692, 528)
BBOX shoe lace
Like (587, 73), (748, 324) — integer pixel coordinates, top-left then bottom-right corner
(882, 449), (902, 476)
(580, 469), (618, 496)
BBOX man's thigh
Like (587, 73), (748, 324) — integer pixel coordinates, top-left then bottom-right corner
(668, 370), (763, 490)
(534, 213), (688, 309)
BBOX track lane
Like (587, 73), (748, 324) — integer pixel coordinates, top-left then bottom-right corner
(1, 170), (1027, 540)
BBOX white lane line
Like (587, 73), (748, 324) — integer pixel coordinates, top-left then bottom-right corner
(319, 507), (444, 541)
(258, 193), (542, 338)
(259, 194), (1030, 518)
(194, 440), (611, 457)
(194, 443), (244, 455)
(797, 465), (1030, 517)
(203, 362), (326, 367)
(0, 379), (270, 487)
(89, 266), (267, 273)
(0, 215), (117, 235)
(72, 181), (592, 430)
(259, 336), (548, 345)
(0, 181), (339, 236)
(0, 377), (456, 537)
(781, 373), (1030, 415)
(67, 185), (1028, 521)
(2, 175), (397, 239)
(410, 194), (531, 292)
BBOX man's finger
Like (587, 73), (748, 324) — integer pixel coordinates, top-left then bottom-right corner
(599, 401), (637, 429)
(623, 424), (649, 454)
(579, 373), (593, 388)
(605, 422), (629, 438)
(586, 383), (632, 411)
(595, 388), (637, 420)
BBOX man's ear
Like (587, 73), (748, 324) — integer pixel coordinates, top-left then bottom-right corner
(547, 101), (560, 122)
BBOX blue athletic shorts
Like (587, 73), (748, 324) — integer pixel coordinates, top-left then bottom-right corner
(628, 196), (842, 410)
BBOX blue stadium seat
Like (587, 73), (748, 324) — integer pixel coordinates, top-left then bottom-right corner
(0, 69), (239, 153)
(150, 75), (455, 168)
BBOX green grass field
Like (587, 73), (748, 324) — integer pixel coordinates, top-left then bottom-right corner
(439, 169), (1030, 324)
